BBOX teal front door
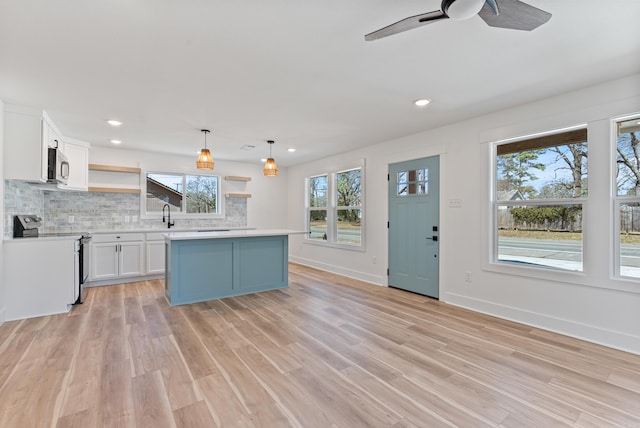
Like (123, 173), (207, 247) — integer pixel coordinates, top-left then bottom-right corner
(388, 156), (440, 298)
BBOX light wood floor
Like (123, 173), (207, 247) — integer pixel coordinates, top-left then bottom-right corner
(1, 264), (639, 427)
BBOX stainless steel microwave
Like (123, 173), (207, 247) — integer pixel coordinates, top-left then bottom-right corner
(47, 147), (69, 185)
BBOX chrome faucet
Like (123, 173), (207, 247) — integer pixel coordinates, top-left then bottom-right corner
(162, 203), (175, 229)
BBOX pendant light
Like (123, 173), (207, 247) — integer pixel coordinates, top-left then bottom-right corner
(196, 129), (214, 170)
(263, 140), (278, 176)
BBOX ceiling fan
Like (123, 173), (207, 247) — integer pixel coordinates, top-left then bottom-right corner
(365, 0), (551, 41)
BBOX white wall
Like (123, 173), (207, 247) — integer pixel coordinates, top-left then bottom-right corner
(287, 74), (640, 354)
(89, 146), (288, 230)
(0, 99), (5, 323)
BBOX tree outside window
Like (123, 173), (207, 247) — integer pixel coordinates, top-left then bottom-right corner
(336, 168), (362, 245)
(495, 128), (587, 271)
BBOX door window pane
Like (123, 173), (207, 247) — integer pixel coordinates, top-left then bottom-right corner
(396, 169), (428, 196)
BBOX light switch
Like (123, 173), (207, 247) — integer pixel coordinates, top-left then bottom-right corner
(448, 198), (462, 208)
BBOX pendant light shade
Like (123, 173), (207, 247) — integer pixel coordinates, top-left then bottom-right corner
(263, 140), (278, 176)
(196, 129), (214, 170)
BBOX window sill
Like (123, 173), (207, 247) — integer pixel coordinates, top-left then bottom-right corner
(141, 213), (225, 221)
(483, 260), (640, 294)
(304, 239), (365, 252)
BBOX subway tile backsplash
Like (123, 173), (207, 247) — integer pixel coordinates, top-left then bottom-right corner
(4, 180), (247, 237)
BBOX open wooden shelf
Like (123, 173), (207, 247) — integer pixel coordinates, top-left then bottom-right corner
(225, 176), (252, 182)
(89, 164), (141, 174)
(88, 186), (141, 194)
(225, 193), (252, 198)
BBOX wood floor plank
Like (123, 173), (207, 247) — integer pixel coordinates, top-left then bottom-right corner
(0, 263), (638, 427)
(151, 335), (202, 411)
(131, 370), (176, 428)
(173, 401), (217, 428)
(233, 344), (335, 428)
(99, 357), (135, 427)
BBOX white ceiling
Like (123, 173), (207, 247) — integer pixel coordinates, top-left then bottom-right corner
(1, 0), (639, 167)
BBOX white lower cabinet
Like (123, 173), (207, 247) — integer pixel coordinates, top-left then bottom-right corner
(90, 233), (144, 281)
(4, 238), (76, 320)
(145, 233), (166, 275)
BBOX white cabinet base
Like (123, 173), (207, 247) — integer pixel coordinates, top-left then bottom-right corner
(4, 239), (75, 320)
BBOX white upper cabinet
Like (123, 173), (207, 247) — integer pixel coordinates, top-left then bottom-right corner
(61, 138), (90, 191)
(3, 104), (90, 191)
(3, 104), (50, 182)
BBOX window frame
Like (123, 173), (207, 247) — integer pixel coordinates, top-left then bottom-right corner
(141, 171), (224, 219)
(305, 160), (365, 251)
(490, 125), (588, 274)
(307, 173), (329, 242)
(612, 113), (640, 281)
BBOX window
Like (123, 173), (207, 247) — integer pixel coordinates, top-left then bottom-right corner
(145, 172), (220, 216)
(306, 164), (364, 248)
(614, 115), (640, 279)
(308, 174), (328, 240)
(396, 168), (428, 196)
(493, 127), (587, 271)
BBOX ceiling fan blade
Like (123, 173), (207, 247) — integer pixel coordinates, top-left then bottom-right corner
(365, 10), (447, 41)
(478, 0), (551, 31)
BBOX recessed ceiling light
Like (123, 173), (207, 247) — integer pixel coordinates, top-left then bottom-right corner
(110, 139), (122, 145)
(107, 119), (122, 127)
(260, 158), (267, 163)
(288, 148), (296, 153)
(414, 99), (431, 107)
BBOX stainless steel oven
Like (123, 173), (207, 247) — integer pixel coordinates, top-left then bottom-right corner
(76, 234), (91, 304)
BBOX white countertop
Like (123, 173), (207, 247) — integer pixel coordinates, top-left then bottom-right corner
(90, 226), (254, 234)
(164, 229), (307, 241)
(4, 234), (84, 243)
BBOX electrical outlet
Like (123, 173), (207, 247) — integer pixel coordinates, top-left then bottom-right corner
(68, 215), (74, 223)
(372, 256), (377, 264)
(132, 215), (138, 222)
(124, 216), (130, 223)
(464, 272), (472, 282)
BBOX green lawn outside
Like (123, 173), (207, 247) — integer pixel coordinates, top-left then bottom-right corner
(499, 229), (640, 244)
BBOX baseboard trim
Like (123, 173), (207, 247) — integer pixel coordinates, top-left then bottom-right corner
(444, 292), (640, 356)
(289, 256), (385, 286)
(86, 274), (164, 288)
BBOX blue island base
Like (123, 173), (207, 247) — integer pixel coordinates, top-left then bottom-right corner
(165, 234), (288, 306)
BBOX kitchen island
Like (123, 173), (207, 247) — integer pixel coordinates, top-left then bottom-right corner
(164, 229), (305, 306)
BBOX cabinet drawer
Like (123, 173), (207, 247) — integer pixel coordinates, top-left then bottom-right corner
(92, 233), (144, 243)
(145, 232), (166, 241)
